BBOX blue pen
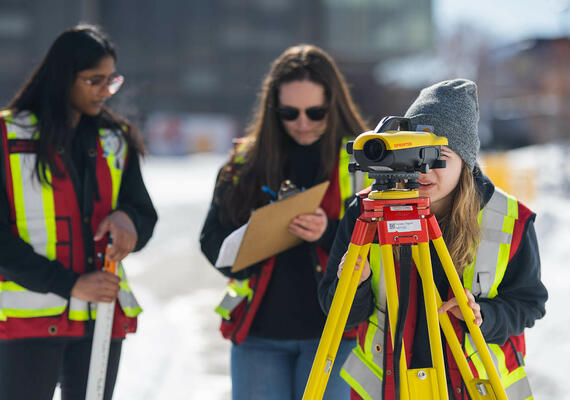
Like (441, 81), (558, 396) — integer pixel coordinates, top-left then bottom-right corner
(261, 185), (277, 199)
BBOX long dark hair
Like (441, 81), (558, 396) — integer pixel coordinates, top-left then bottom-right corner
(217, 44), (368, 226)
(7, 24), (144, 184)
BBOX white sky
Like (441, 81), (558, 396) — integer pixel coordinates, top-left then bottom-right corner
(434, 0), (570, 43)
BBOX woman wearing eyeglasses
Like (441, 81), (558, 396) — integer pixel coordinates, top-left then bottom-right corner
(200, 44), (370, 399)
(0, 25), (157, 399)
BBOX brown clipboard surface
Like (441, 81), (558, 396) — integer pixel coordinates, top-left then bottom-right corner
(231, 181), (330, 272)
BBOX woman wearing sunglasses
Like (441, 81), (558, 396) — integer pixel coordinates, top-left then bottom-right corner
(0, 25), (157, 399)
(200, 44), (370, 399)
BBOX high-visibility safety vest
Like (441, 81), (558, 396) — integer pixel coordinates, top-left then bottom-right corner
(215, 138), (371, 344)
(341, 188), (535, 400)
(0, 110), (141, 340)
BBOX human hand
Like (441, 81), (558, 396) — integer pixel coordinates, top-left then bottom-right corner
(70, 271), (120, 303)
(94, 210), (137, 261)
(439, 288), (482, 327)
(288, 207), (328, 242)
(337, 251), (371, 286)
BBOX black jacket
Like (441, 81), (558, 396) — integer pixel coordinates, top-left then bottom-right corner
(318, 171), (547, 348)
(0, 116), (158, 299)
(200, 139), (341, 339)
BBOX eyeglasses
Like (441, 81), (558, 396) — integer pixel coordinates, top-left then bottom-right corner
(77, 74), (124, 95)
(276, 106), (328, 121)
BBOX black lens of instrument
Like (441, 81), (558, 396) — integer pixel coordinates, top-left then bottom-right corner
(363, 138), (386, 162)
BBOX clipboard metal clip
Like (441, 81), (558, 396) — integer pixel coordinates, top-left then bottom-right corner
(277, 180), (301, 200)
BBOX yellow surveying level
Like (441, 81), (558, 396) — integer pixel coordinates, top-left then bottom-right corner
(302, 117), (508, 400)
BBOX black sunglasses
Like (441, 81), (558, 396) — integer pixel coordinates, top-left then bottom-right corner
(276, 106), (328, 121)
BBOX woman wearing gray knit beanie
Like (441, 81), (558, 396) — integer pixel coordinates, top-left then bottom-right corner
(319, 79), (547, 400)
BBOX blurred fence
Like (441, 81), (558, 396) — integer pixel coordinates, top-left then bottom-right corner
(481, 152), (537, 205)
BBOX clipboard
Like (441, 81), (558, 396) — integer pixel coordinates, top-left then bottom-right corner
(231, 181), (330, 272)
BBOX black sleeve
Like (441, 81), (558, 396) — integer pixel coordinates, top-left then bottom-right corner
(318, 196), (375, 329)
(477, 216), (548, 345)
(199, 171), (259, 280)
(0, 145), (79, 298)
(115, 150), (158, 251)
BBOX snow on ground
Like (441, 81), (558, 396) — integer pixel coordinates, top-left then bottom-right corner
(55, 145), (569, 399)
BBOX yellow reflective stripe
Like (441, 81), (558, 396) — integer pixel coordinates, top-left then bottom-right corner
(0, 281), (27, 291)
(0, 109), (12, 120)
(488, 243), (510, 298)
(338, 142), (351, 218)
(462, 259), (476, 291)
(41, 168), (57, 260)
(4, 306), (66, 318)
(104, 147), (121, 208)
(506, 194), (518, 219)
(228, 280), (253, 301)
(502, 366), (528, 389)
(489, 343), (508, 375)
(462, 209), (481, 290)
(503, 215), (516, 234)
(340, 368), (374, 400)
(9, 152), (30, 243)
(69, 309), (97, 320)
(122, 306), (142, 317)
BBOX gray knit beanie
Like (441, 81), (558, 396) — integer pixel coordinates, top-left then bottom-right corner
(404, 79), (480, 170)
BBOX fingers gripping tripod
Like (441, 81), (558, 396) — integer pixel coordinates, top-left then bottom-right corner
(302, 188), (508, 400)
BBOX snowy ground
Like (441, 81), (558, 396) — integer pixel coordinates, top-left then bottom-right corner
(55, 145), (568, 399)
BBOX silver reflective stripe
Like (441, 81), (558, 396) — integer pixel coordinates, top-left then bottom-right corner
(342, 350), (383, 400)
(218, 292), (245, 312)
(116, 266), (140, 313)
(485, 187), (509, 214)
(18, 153), (49, 255)
(8, 116), (51, 257)
(117, 290), (140, 311)
(505, 376), (533, 399)
(69, 297), (91, 313)
(470, 240), (502, 297)
(470, 190), (512, 297)
(481, 228), (512, 244)
(69, 291), (139, 316)
(0, 291), (66, 310)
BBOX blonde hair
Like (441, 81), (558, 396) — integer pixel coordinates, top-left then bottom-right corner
(440, 164), (481, 276)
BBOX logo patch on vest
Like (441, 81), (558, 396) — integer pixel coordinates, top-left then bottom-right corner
(99, 130), (125, 170)
(8, 139), (38, 153)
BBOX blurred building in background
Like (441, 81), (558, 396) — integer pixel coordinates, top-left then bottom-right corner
(0, 0), (433, 154)
(478, 37), (570, 149)
(3, 0), (568, 155)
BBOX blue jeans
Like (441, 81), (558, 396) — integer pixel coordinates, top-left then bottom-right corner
(231, 336), (355, 400)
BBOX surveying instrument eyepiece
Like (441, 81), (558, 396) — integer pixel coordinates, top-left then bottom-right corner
(303, 117), (508, 400)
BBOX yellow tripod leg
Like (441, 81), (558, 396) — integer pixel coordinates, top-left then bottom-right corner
(411, 247), (480, 399)
(432, 237), (507, 400)
(412, 242), (449, 400)
(381, 244), (410, 400)
(302, 242), (370, 400)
